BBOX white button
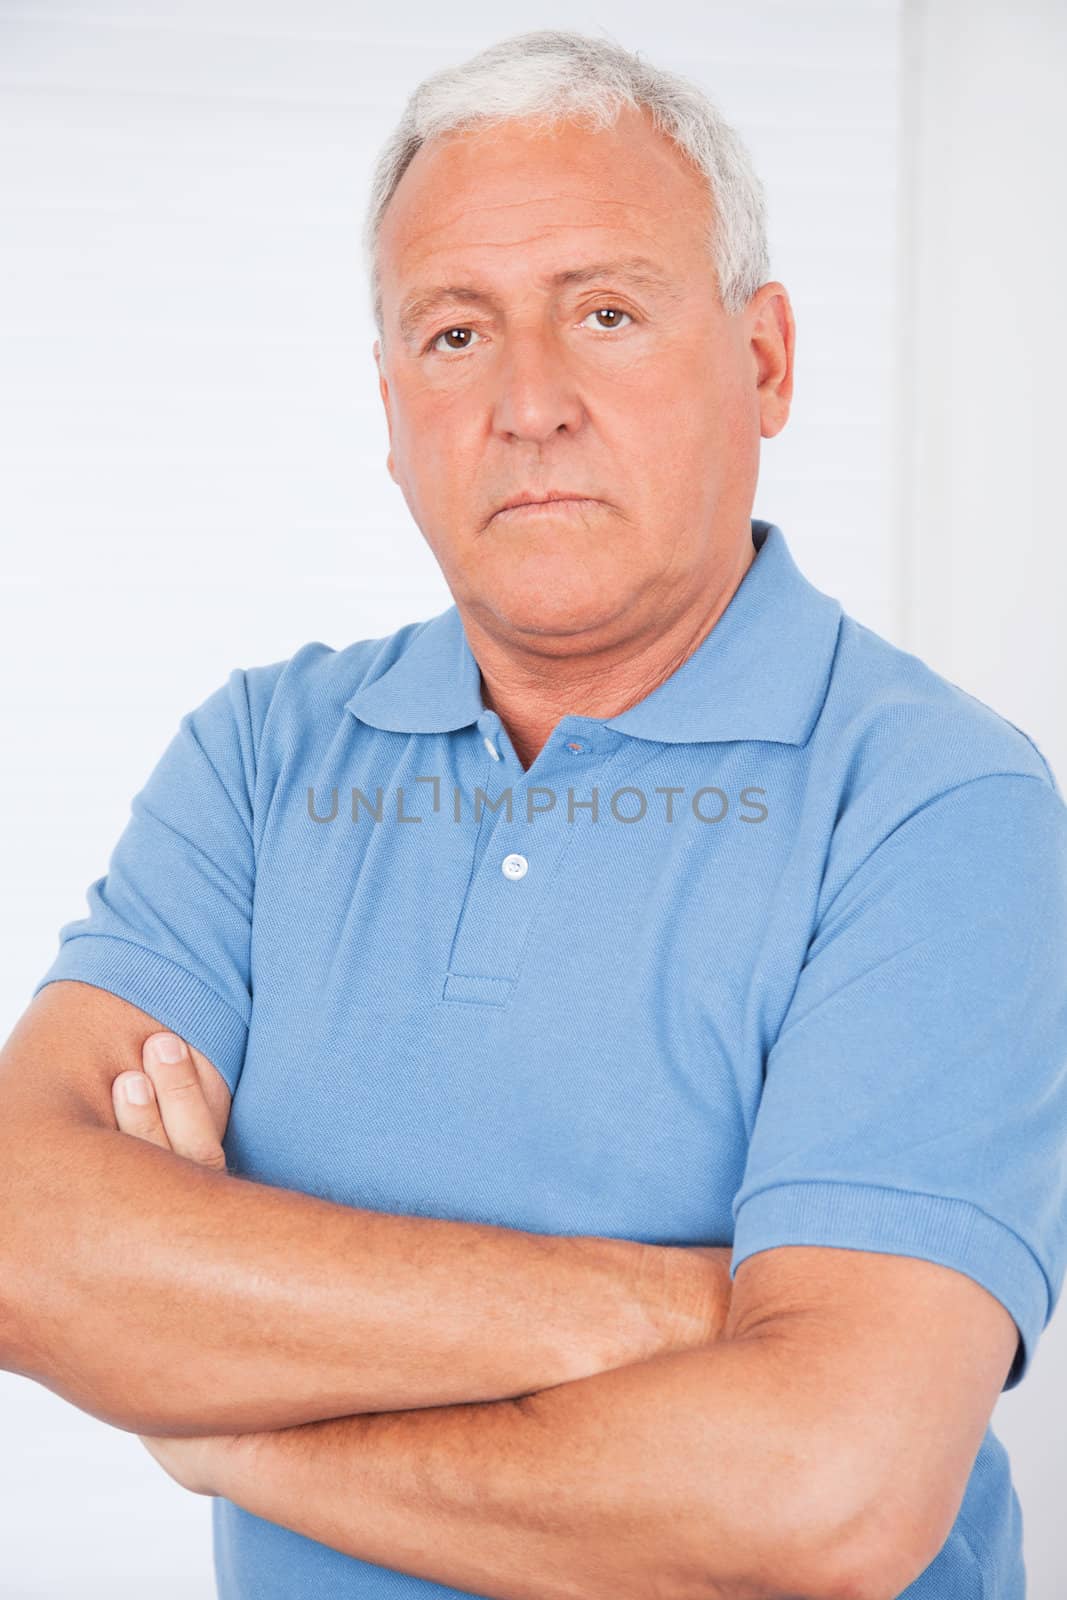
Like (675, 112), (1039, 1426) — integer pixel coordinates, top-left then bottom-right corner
(501, 853), (528, 880)
(483, 735), (501, 761)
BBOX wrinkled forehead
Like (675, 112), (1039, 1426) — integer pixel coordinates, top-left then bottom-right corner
(375, 109), (714, 314)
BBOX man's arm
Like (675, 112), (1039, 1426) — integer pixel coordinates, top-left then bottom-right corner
(197, 1334), (857, 1600)
(125, 1050), (982, 1600)
(0, 981), (725, 1437)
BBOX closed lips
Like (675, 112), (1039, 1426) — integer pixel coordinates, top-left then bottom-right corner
(495, 495), (597, 514)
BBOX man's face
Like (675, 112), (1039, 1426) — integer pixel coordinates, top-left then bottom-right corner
(373, 102), (792, 648)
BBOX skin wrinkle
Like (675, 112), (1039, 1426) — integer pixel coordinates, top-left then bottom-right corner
(398, 254), (683, 347)
(372, 102), (793, 770)
(396, 249), (681, 318)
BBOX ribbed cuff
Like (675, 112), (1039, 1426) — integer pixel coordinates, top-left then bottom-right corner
(31, 933), (248, 1095)
(731, 1180), (1050, 1391)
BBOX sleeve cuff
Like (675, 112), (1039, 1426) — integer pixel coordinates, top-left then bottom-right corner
(731, 1179), (1051, 1391)
(31, 933), (249, 1096)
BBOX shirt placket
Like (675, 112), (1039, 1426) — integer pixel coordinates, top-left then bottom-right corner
(440, 709), (627, 1006)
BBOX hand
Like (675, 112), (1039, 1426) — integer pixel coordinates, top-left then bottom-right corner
(111, 1030), (228, 1171)
(111, 1030), (239, 1493)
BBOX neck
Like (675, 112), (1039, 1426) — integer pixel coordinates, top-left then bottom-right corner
(468, 534), (756, 772)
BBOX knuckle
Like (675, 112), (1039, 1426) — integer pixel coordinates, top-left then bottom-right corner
(164, 1076), (204, 1100)
(144, 1064), (201, 1098)
(191, 1146), (228, 1171)
(118, 1110), (160, 1138)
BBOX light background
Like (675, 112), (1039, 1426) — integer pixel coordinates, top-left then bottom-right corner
(1, 0), (1065, 1594)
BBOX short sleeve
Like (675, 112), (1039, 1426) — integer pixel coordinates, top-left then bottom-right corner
(31, 668), (261, 1096)
(731, 771), (1067, 1391)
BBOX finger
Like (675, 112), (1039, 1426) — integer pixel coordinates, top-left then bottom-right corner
(112, 1070), (173, 1152)
(142, 1033), (228, 1171)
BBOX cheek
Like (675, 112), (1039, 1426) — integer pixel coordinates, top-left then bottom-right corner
(608, 341), (722, 435)
(392, 379), (477, 477)
(672, 357), (756, 469)
(385, 412), (486, 572)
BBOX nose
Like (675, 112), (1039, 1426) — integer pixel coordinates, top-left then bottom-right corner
(490, 324), (585, 444)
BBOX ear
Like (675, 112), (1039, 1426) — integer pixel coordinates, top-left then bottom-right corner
(746, 281), (795, 440)
(373, 338), (397, 484)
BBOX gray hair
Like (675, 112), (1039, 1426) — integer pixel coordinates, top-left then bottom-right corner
(363, 28), (770, 344)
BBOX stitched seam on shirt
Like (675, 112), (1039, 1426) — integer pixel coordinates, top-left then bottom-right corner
(236, 666), (264, 977)
(236, 666), (260, 870)
(764, 767), (1063, 1091)
(813, 768), (1055, 934)
(500, 734), (637, 996)
(733, 1176), (1052, 1314)
(442, 755), (498, 979)
(133, 794), (251, 904)
(245, 653), (301, 871)
(59, 932), (250, 1029)
(953, 1506), (992, 1600)
(184, 715), (255, 847)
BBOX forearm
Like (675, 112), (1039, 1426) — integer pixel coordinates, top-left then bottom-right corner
(1, 1119), (721, 1438)
(211, 1334), (838, 1600)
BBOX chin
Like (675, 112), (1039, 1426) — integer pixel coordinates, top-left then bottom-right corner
(490, 583), (630, 641)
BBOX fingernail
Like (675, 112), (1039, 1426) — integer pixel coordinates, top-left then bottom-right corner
(124, 1074), (151, 1105)
(151, 1033), (185, 1063)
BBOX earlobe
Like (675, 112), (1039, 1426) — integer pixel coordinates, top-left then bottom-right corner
(759, 394), (791, 440)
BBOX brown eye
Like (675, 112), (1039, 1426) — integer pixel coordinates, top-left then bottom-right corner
(582, 307), (634, 331)
(430, 327), (481, 353)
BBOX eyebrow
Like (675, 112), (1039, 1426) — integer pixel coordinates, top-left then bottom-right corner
(395, 255), (681, 344)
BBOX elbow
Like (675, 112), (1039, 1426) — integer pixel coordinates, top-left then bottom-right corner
(762, 1484), (931, 1600)
(670, 1491), (885, 1600)
(820, 1527), (937, 1600)
(681, 1468), (923, 1600)
(1, 1339), (192, 1440)
(0, 1238), (183, 1440)
(0, 1278), (26, 1379)
(0, 1313), (169, 1439)
(0, 1210), (43, 1382)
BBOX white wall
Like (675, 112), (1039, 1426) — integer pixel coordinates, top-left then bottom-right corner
(900, 0), (1067, 787)
(898, 3), (1067, 1591)
(1, 1), (1063, 1594)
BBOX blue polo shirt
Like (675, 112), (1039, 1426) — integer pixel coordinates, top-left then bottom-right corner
(32, 520), (1067, 1598)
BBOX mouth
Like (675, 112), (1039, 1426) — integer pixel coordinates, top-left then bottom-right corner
(492, 496), (600, 522)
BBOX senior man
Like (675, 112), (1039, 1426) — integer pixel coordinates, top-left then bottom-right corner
(4, 27), (1067, 1600)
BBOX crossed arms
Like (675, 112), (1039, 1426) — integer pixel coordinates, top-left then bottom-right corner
(0, 981), (1018, 1600)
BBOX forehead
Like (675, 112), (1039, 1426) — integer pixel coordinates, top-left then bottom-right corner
(377, 104), (712, 299)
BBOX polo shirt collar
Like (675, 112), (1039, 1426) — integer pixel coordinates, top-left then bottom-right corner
(344, 519), (843, 747)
